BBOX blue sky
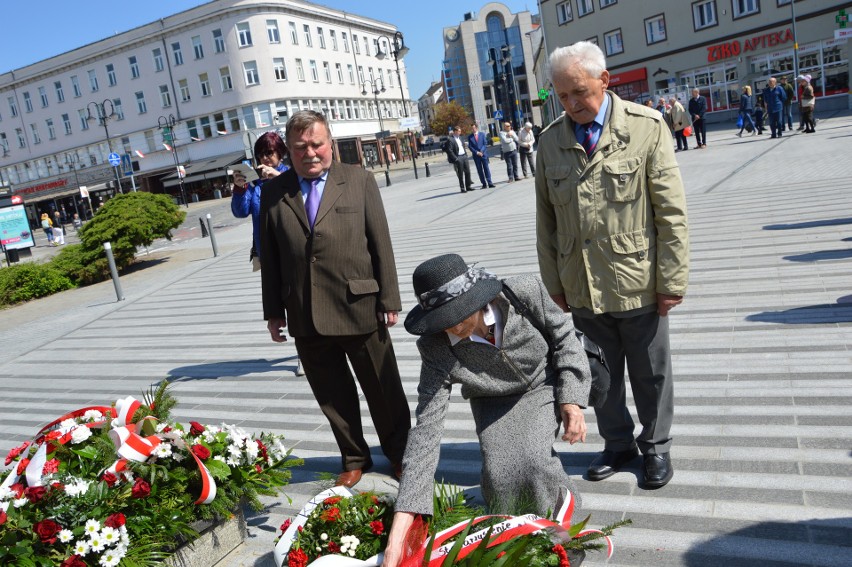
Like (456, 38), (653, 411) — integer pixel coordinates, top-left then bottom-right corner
(0, 0), (537, 98)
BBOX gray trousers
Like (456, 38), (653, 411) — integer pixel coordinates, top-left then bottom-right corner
(572, 310), (673, 455)
(470, 381), (580, 516)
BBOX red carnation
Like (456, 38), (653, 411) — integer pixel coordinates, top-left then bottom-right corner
(131, 477), (151, 499)
(16, 458), (30, 476)
(10, 483), (25, 499)
(327, 541), (340, 553)
(102, 472), (118, 487)
(280, 519), (292, 533)
(552, 544), (570, 567)
(24, 486), (47, 503)
(191, 444), (211, 460)
(42, 458), (60, 475)
(189, 421), (206, 436)
(4, 441), (30, 466)
(162, 425), (172, 433)
(0, 511), (7, 526)
(104, 513), (126, 529)
(45, 430), (62, 441)
(320, 507), (341, 522)
(368, 506), (376, 515)
(288, 548), (308, 567)
(370, 520), (384, 535)
(51, 482), (65, 492)
(323, 496), (342, 506)
(60, 556), (87, 567)
(33, 519), (62, 545)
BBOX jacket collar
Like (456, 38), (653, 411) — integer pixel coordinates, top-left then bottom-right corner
(555, 91), (629, 161)
(280, 164), (345, 232)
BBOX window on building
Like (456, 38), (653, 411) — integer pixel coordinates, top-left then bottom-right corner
(0, 134), (7, 153)
(244, 61), (260, 86)
(187, 120), (199, 140)
(733, 0), (760, 18)
(159, 85), (171, 107)
(36, 87), (48, 108)
(556, 1), (573, 24)
(106, 64), (117, 86)
(61, 113), (71, 135)
(237, 22), (252, 47)
(8, 97), (17, 117)
(129, 56), (140, 79)
(22, 92), (33, 113)
(604, 29), (623, 55)
(273, 58), (287, 81)
(347, 64), (355, 84)
(214, 112), (226, 135)
(54, 81), (64, 103)
(213, 28), (226, 53)
(693, 1), (718, 30)
(295, 59), (305, 81)
(368, 67), (375, 81)
(242, 106), (257, 129)
(303, 24), (312, 47)
(220, 66), (233, 91)
(71, 75), (82, 97)
(141, 129), (154, 152)
(172, 42), (184, 66)
(289, 22), (298, 44)
(323, 61), (332, 83)
(200, 116), (212, 138)
(16, 128), (25, 148)
(88, 70), (99, 92)
(353, 34), (360, 54)
(600, 0), (617, 7)
(113, 98), (124, 120)
(153, 48), (164, 72)
(30, 124), (40, 144)
(577, 0), (594, 16)
(135, 91), (147, 114)
(199, 72), (211, 96)
(358, 66), (365, 84)
(317, 27), (326, 49)
(192, 36), (204, 59)
(267, 20), (280, 43)
(48, 120), (57, 139)
(645, 14), (667, 44)
(78, 109), (89, 130)
(363, 37), (369, 55)
(342, 31), (349, 52)
(309, 60), (319, 82)
(227, 109), (240, 132)
(387, 69), (395, 88)
(336, 63), (344, 83)
(258, 105), (272, 127)
(179, 79), (190, 102)
(330, 30), (338, 51)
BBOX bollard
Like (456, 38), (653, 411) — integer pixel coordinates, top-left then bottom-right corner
(425, 162), (431, 177)
(103, 242), (125, 302)
(199, 217), (209, 238)
(384, 170), (392, 187)
(206, 214), (219, 257)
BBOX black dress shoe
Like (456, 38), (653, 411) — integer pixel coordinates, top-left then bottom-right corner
(642, 453), (673, 489)
(467, 186), (475, 191)
(587, 448), (639, 481)
(488, 184), (496, 188)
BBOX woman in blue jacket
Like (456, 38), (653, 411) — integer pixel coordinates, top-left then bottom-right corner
(736, 86), (757, 137)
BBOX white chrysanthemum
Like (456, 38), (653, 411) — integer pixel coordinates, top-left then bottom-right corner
(213, 455), (227, 464)
(83, 410), (104, 422)
(101, 526), (119, 543)
(70, 426), (93, 444)
(84, 518), (101, 534)
(207, 425), (222, 435)
(60, 418), (78, 429)
(99, 549), (121, 567)
(349, 549), (357, 557)
(0, 486), (12, 500)
(320, 533), (328, 541)
(89, 535), (106, 552)
(13, 498), (27, 508)
(227, 444), (242, 457)
(226, 457), (239, 467)
(74, 540), (91, 556)
(156, 422), (170, 433)
(66, 480), (92, 498)
(120, 528), (130, 546)
(153, 443), (173, 458)
(114, 543), (128, 557)
(202, 432), (216, 443)
(59, 529), (74, 543)
(245, 441), (259, 460)
(0, 501), (8, 513)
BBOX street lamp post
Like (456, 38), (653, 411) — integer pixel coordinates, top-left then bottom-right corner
(64, 153), (91, 219)
(376, 31), (410, 117)
(158, 114), (188, 208)
(86, 99), (123, 194)
(361, 78), (392, 187)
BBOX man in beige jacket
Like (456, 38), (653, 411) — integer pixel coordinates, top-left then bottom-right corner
(536, 41), (689, 490)
(667, 96), (690, 152)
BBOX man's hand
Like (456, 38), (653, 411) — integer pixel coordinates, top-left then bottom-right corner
(657, 293), (683, 317)
(378, 311), (399, 327)
(560, 404), (586, 444)
(550, 293), (570, 313)
(267, 317), (288, 342)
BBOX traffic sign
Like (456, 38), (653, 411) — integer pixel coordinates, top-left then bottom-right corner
(121, 154), (133, 176)
(538, 88), (550, 101)
(108, 152), (121, 167)
(399, 116), (420, 129)
(493, 110), (503, 120)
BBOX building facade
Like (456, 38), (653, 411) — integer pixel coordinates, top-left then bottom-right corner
(538, 0), (849, 123)
(417, 81), (445, 135)
(442, 3), (543, 139)
(0, 0), (413, 223)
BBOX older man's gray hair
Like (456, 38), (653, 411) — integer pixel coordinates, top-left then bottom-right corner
(549, 41), (607, 82)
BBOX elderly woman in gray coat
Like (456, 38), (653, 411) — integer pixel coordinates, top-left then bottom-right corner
(382, 253), (592, 567)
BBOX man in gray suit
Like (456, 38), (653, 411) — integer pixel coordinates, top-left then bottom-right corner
(260, 110), (410, 488)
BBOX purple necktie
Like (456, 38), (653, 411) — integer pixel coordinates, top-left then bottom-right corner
(582, 123), (597, 156)
(305, 178), (321, 229)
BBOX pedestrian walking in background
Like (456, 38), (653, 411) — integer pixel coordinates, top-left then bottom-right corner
(40, 213), (55, 246)
(655, 97), (667, 114)
(498, 121), (521, 182)
(72, 213), (83, 231)
(798, 75), (816, 133)
(736, 86), (757, 137)
(467, 123), (495, 189)
(442, 126), (474, 193)
(260, 110), (410, 489)
(762, 77), (787, 138)
(780, 76), (795, 132)
(518, 122), (536, 177)
(753, 98), (766, 135)
(537, 40), (689, 491)
(688, 88), (707, 148)
(667, 97), (690, 152)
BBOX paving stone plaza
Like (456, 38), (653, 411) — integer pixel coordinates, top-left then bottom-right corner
(2, 114), (851, 566)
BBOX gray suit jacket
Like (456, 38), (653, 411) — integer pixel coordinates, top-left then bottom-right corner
(395, 275), (592, 515)
(260, 162), (401, 336)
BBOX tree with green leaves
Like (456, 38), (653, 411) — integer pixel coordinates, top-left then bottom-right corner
(431, 102), (475, 138)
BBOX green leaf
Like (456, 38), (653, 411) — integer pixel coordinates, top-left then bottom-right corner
(70, 445), (99, 459)
(204, 458), (231, 480)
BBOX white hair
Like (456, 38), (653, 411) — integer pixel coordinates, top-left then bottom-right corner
(549, 41), (606, 81)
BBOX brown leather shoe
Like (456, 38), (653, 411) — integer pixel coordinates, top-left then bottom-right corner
(335, 469), (363, 488)
(392, 462), (403, 481)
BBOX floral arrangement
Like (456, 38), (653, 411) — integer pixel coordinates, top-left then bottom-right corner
(0, 382), (302, 566)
